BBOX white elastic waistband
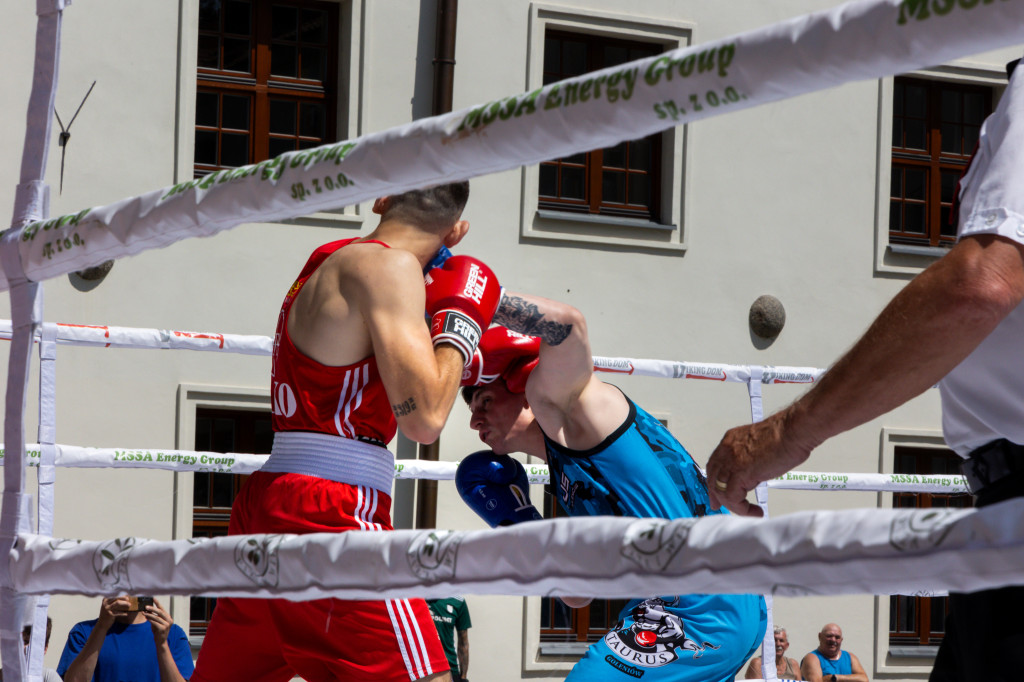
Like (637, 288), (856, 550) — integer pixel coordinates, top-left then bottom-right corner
(263, 431), (395, 495)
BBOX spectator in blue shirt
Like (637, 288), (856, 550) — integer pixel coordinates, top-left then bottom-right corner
(58, 596), (193, 682)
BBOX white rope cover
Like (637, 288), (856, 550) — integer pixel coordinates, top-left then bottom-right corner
(0, 444), (971, 493)
(9, 498), (1024, 601)
(0, 0), (1021, 290)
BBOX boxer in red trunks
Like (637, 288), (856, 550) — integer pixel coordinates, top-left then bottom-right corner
(192, 182), (502, 682)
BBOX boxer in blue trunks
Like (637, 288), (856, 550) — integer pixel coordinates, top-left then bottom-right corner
(456, 291), (766, 682)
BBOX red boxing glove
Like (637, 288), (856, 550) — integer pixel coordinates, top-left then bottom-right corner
(424, 255), (502, 365)
(462, 326), (540, 393)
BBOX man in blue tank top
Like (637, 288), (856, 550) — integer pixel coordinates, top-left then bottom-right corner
(456, 291), (767, 682)
(800, 623), (868, 682)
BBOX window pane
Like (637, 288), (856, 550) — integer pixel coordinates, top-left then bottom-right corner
(272, 43), (297, 78)
(301, 9), (327, 43)
(941, 122), (961, 154)
(300, 103), (325, 138)
(629, 139), (651, 170)
(603, 44), (629, 68)
(906, 84), (926, 117)
(220, 132), (249, 167)
(300, 47), (324, 81)
(199, 0), (221, 31)
(270, 99), (296, 135)
(892, 119), (903, 148)
(562, 40), (587, 76)
(269, 137), (295, 159)
(561, 166), (585, 200)
(194, 130), (218, 165)
(940, 170), (959, 204)
(904, 203), (925, 234)
(628, 174), (650, 206)
(604, 142), (626, 168)
(564, 152), (586, 165)
(602, 170), (625, 204)
(223, 37), (251, 72)
(222, 95), (250, 130)
(197, 35), (220, 69)
(224, 0), (252, 36)
(272, 5), (298, 41)
(539, 164), (558, 197)
(196, 92), (219, 127)
(889, 202), (902, 231)
(211, 472), (234, 508)
(544, 37), (559, 74)
(964, 93), (986, 125)
(298, 138), (319, 150)
(904, 169), (926, 200)
(891, 168), (902, 198)
(964, 125), (980, 152)
(941, 89), (961, 122)
(193, 471), (210, 506)
(940, 207), (957, 238)
(893, 81), (904, 116)
(905, 119), (926, 150)
(931, 597), (947, 634)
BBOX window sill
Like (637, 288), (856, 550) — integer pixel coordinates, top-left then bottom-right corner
(888, 645), (939, 659)
(888, 243), (950, 258)
(539, 643), (589, 657)
(537, 209), (675, 232)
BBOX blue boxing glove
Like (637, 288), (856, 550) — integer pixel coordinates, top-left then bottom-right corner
(423, 245), (452, 274)
(456, 450), (543, 528)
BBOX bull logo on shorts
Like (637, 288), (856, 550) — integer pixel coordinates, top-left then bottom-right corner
(603, 597), (720, 668)
(621, 518), (694, 571)
(93, 537), (145, 591)
(234, 534), (283, 588)
(889, 507), (960, 552)
(408, 529), (461, 583)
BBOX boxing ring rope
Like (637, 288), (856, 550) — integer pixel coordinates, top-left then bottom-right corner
(4, 0), (1024, 679)
(0, 443), (973, 494)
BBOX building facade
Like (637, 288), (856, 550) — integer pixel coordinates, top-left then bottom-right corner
(0, 1), (1018, 679)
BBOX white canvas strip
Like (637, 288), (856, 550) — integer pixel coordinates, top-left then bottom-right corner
(1, 0), (1022, 290)
(8, 498), (1024, 601)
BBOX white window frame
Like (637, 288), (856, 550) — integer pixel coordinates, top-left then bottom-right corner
(176, 0), (366, 229)
(173, 383), (272, 650)
(873, 426), (958, 675)
(521, 3), (693, 252)
(873, 64), (1006, 276)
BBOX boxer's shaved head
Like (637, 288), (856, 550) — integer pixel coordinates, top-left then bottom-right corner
(384, 181), (469, 232)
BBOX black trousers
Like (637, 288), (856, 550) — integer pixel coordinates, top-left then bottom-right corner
(929, 472), (1024, 682)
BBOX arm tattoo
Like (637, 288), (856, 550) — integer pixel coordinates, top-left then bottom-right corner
(494, 294), (572, 345)
(392, 397), (417, 418)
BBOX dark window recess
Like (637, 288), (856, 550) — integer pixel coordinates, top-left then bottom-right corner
(190, 407), (273, 637)
(539, 485), (629, 643)
(539, 31), (663, 222)
(890, 78), (992, 248)
(195, 0), (339, 177)
(888, 447), (973, 647)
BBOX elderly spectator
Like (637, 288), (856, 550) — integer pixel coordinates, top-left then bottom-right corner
(745, 625), (802, 680)
(800, 623), (868, 682)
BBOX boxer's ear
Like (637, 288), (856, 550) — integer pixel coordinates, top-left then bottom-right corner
(372, 196), (390, 215)
(444, 219), (469, 248)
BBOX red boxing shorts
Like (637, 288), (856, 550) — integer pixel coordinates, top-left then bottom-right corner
(191, 471), (449, 682)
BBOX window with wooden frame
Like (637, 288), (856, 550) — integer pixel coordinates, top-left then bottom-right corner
(890, 77), (992, 248)
(889, 446), (972, 647)
(194, 0), (339, 177)
(539, 31), (662, 221)
(190, 407), (273, 636)
(539, 482), (629, 644)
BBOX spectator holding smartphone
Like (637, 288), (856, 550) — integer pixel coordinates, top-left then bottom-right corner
(58, 596), (193, 682)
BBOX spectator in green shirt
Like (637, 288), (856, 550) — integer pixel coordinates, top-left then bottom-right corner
(426, 597), (471, 682)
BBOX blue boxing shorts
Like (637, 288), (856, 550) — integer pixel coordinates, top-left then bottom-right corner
(565, 593), (766, 682)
